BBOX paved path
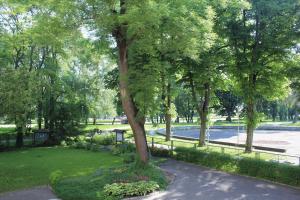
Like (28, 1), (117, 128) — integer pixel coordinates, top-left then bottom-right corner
(158, 127), (300, 155)
(0, 186), (58, 200)
(135, 159), (300, 200)
(1, 160), (300, 200)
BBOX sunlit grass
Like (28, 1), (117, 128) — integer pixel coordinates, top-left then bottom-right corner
(0, 147), (122, 193)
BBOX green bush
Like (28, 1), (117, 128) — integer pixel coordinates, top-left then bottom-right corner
(60, 140), (67, 147)
(112, 142), (136, 155)
(103, 181), (159, 198)
(174, 147), (300, 187)
(150, 147), (170, 157)
(49, 170), (63, 186)
(122, 153), (135, 164)
(52, 163), (167, 200)
(74, 141), (87, 149)
(64, 137), (75, 145)
(92, 134), (115, 145)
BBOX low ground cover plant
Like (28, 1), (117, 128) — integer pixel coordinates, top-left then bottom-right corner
(51, 161), (167, 200)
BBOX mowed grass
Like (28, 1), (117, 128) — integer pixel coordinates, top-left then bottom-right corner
(0, 127), (15, 134)
(0, 147), (122, 193)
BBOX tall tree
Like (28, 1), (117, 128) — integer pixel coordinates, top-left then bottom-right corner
(221, 0), (300, 152)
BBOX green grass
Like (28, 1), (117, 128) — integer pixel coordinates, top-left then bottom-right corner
(0, 147), (122, 193)
(287, 122), (300, 127)
(0, 127), (15, 134)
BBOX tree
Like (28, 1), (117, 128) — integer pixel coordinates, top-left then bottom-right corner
(81, 0), (172, 163)
(221, 0), (300, 152)
(175, 88), (195, 123)
(0, 68), (37, 147)
(215, 90), (242, 122)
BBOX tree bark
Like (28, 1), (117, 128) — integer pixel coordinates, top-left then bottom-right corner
(245, 98), (255, 153)
(165, 83), (172, 141)
(245, 74), (257, 153)
(37, 101), (42, 130)
(226, 115), (232, 122)
(15, 126), (23, 148)
(116, 35), (149, 164)
(199, 83), (210, 146)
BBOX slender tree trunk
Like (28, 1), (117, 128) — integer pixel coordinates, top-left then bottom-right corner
(37, 101), (42, 130)
(293, 110), (298, 123)
(48, 93), (55, 142)
(165, 83), (171, 141)
(116, 38), (149, 164)
(15, 126), (23, 148)
(226, 115), (232, 122)
(245, 98), (255, 153)
(245, 74), (257, 153)
(93, 117), (96, 125)
(112, 117), (116, 125)
(44, 117), (49, 129)
(15, 115), (24, 147)
(199, 83), (210, 146)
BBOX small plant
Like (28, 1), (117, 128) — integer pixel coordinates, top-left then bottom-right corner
(60, 140), (67, 147)
(122, 153), (135, 164)
(92, 134), (115, 145)
(49, 170), (63, 186)
(150, 147), (170, 157)
(112, 142), (136, 155)
(103, 181), (159, 198)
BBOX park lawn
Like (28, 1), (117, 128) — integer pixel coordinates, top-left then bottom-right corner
(0, 147), (122, 193)
(0, 127), (15, 135)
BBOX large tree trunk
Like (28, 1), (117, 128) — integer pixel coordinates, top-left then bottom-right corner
(117, 39), (149, 164)
(199, 83), (210, 146)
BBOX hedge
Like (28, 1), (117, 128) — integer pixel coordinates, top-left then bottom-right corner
(174, 147), (300, 187)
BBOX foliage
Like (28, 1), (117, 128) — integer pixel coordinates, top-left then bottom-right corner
(122, 153), (136, 164)
(49, 170), (63, 186)
(112, 142), (136, 155)
(150, 147), (170, 157)
(215, 90), (242, 121)
(103, 181), (159, 199)
(174, 147), (300, 187)
(92, 134), (115, 146)
(52, 162), (167, 200)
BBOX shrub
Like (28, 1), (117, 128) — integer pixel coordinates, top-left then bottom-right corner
(150, 147), (170, 157)
(74, 141), (87, 149)
(52, 162), (167, 200)
(60, 140), (67, 147)
(64, 137), (75, 146)
(112, 142), (136, 155)
(103, 181), (159, 198)
(90, 144), (100, 152)
(92, 134), (115, 145)
(122, 153), (135, 164)
(49, 170), (63, 186)
(174, 147), (300, 187)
